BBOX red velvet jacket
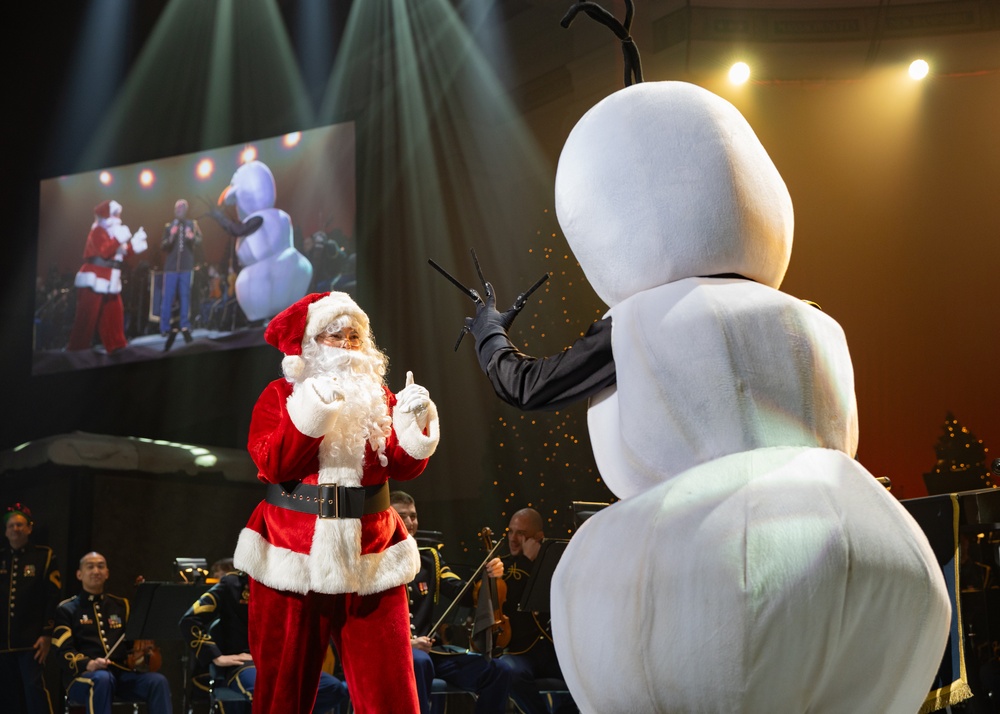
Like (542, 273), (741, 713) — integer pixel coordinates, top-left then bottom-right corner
(234, 377), (439, 596)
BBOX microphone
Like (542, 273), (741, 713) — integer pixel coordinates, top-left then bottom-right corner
(992, 458), (1000, 477)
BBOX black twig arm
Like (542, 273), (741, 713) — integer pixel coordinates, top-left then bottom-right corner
(561, 0), (643, 86)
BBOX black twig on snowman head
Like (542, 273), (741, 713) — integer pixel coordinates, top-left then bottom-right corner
(561, 0), (643, 86)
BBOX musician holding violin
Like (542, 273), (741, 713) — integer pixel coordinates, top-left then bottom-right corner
(390, 491), (512, 714)
(498, 509), (577, 714)
(51, 552), (172, 714)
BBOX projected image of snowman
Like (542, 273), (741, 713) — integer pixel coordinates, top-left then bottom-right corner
(217, 160), (312, 322)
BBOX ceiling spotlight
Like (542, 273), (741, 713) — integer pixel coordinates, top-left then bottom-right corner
(139, 169), (155, 188)
(99, 171), (113, 186)
(196, 158), (214, 180)
(908, 59), (930, 80)
(729, 62), (751, 85)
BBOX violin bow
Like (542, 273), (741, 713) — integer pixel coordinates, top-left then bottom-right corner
(421, 535), (507, 640)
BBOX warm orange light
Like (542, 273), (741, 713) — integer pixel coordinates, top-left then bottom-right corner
(139, 169), (155, 188)
(909, 59), (930, 80)
(196, 158), (215, 180)
(729, 62), (751, 85)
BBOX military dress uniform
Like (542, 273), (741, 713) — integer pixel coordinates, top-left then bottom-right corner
(53, 592), (171, 714)
(178, 571), (349, 713)
(0, 542), (61, 713)
(497, 554), (575, 714)
(408, 546), (511, 714)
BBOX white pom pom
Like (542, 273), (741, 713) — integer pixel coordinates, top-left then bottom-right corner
(282, 355), (306, 383)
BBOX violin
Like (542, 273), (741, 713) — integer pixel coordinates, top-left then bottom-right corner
(128, 575), (162, 673)
(472, 527), (511, 652)
(127, 640), (162, 673)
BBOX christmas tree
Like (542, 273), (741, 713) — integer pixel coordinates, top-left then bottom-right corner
(923, 412), (994, 495)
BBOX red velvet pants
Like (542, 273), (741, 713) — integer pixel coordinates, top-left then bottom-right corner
(67, 288), (127, 352)
(248, 579), (419, 714)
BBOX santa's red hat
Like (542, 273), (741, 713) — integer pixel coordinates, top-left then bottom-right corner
(264, 291), (370, 381)
(93, 199), (123, 219)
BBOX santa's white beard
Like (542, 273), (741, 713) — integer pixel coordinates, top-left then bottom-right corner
(302, 342), (392, 466)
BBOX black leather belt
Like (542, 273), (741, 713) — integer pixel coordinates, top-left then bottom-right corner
(86, 256), (123, 269)
(266, 482), (389, 519)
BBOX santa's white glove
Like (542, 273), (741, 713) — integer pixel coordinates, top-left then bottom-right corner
(110, 224), (133, 244)
(130, 227), (148, 253)
(396, 371), (430, 430)
(307, 375), (345, 405)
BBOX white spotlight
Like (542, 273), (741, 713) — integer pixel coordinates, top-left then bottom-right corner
(729, 62), (751, 85)
(909, 59), (929, 80)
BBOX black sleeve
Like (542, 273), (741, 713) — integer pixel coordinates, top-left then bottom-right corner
(480, 318), (616, 411)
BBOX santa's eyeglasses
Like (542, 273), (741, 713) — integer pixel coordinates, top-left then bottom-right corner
(316, 331), (363, 349)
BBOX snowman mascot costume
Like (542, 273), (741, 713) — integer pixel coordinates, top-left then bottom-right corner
(459, 78), (950, 714)
(217, 160), (313, 321)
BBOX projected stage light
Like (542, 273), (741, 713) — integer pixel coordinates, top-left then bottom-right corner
(283, 132), (302, 148)
(909, 59), (930, 80)
(99, 171), (113, 186)
(139, 169), (155, 188)
(729, 62), (751, 85)
(196, 158), (215, 180)
(240, 146), (258, 164)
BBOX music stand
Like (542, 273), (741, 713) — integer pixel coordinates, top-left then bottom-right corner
(414, 529), (445, 549)
(517, 539), (569, 613)
(126, 581), (213, 641)
(127, 581), (214, 714)
(173, 557), (209, 584)
(571, 501), (610, 529)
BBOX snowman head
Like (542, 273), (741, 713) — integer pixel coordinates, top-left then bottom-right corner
(221, 160), (277, 220)
(555, 81), (793, 308)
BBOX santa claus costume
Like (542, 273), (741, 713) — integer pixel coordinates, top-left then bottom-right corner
(67, 199), (147, 353)
(233, 291), (440, 714)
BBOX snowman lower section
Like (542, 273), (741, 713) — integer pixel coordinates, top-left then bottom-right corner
(552, 446), (951, 714)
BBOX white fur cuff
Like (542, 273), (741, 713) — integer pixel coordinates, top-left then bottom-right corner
(393, 400), (440, 460)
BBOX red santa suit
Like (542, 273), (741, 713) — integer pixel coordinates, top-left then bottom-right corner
(67, 199), (147, 352)
(233, 292), (440, 714)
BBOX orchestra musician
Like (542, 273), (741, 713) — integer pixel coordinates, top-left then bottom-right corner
(390, 491), (512, 714)
(178, 567), (349, 713)
(52, 552), (171, 714)
(498, 509), (577, 714)
(1, 503), (61, 714)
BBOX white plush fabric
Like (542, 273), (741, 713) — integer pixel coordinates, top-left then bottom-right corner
(546, 80), (950, 713)
(589, 277), (858, 501)
(552, 447), (950, 714)
(234, 524), (419, 596)
(555, 82), (793, 307)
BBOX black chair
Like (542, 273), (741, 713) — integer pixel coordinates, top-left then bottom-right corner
(431, 677), (477, 712)
(206, 661), (252, 712)
(535, 678), (571, 713)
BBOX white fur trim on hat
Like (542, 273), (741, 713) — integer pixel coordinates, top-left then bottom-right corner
(305, 292), (370, 342)
(282, 355), (307, 383)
